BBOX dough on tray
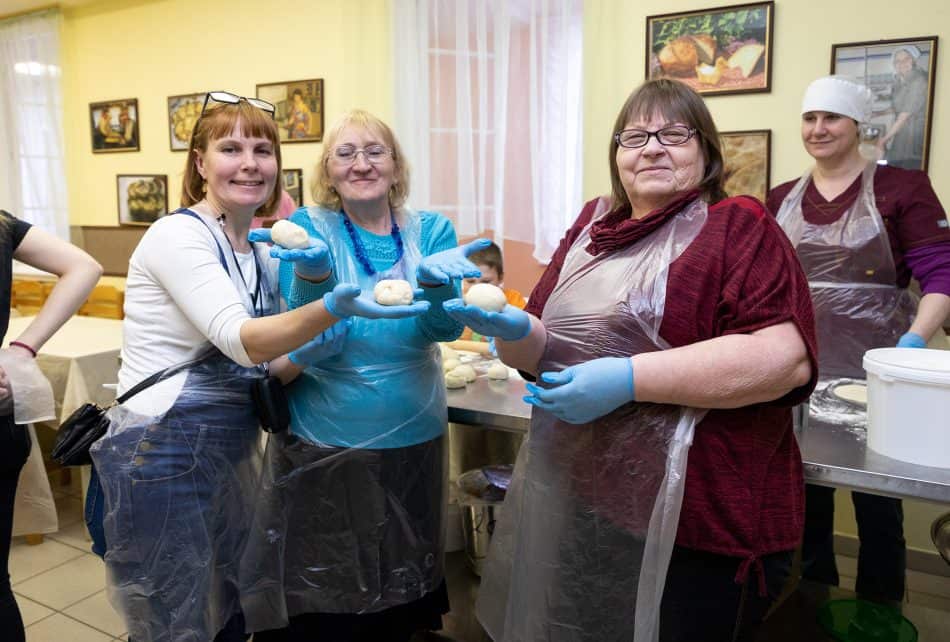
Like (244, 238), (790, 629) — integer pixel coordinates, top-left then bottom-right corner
(373, 279), (414, 306)
(445, 371), (467, 389)
(443, 358), (461, 373)
(834, 383), (867, 405)
(486, 361), (509, 380)
(449, 364), (477, 383)
(270, 219), (310, 249)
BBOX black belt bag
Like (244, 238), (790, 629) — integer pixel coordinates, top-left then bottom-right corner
(252, 374), (290, 434)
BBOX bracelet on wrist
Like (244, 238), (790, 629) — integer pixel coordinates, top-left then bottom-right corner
(9, 340), (37, 357)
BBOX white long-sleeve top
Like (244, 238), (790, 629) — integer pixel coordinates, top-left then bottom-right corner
(118, 211), (278, 415)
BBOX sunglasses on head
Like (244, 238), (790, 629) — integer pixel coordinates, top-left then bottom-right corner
(201, 91), (276, 118)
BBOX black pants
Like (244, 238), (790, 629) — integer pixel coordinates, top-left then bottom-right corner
(659, 547), (793, 642)
(0, 417), (31, 642)
(802, 484), (905, 602)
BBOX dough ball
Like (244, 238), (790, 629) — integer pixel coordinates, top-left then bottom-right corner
(439, 344), (459, 361)
(834, 383), (867, 405)
(373, 279), (414, 306)
(443, 358), (461, 373)
(487, 361), (509, 380)
(445, 371), (467, 389)
(464, 283), (507, 313)
(270, 219), (310, 249)
(450, 364), (477, 383)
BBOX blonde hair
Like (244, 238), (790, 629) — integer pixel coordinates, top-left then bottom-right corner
(181, 99), (283, 216)
(312, 109), (410, 211)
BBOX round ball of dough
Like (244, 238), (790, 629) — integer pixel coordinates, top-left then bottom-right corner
(373, 279), (414, 306)
(442, 357), (461, 373)
(439, 344), (459, 361)
(270, 219), (310, 249)
(444, 372), (467, 389)
(450, 364), (477, 383)
(464, 283), (507, 313)
(486, 361), (509, 380)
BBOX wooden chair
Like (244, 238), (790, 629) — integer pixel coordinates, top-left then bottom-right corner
(78, 284), (124, 319)
(11, 279), (47, 315)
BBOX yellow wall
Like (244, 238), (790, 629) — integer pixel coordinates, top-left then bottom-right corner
(61, 0), (392, 226)
(584, 0), (950, 554)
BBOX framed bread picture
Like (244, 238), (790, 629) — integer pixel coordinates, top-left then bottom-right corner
(646, 2), (774, 96)
(117, 174), (168, 226)
(720, 130), (770, 202)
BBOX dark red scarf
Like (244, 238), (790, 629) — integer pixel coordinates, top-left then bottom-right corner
(587, 189), (702, 256)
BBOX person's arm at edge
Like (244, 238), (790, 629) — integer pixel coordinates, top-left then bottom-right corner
(11, 226), (102, 352)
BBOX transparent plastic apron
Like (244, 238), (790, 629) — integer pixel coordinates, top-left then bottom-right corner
(90, 210), (277, 642)
(477, 198), (708, 642)
(241, 208), (447, 631)
(775, 164), (917, 384)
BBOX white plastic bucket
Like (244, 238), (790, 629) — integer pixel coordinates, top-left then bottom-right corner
(863, 348), (950, 469)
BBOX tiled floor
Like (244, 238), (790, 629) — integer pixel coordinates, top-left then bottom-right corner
(12, 470), (950, 641)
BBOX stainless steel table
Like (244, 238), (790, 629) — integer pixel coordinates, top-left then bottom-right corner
(446, 377), (950, 504)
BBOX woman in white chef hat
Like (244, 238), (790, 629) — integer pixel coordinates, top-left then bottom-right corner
(767, 75), (950, 605)
(875, 45), (929, 169)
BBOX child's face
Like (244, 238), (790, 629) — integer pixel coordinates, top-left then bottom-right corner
(463, 263), (502, 293)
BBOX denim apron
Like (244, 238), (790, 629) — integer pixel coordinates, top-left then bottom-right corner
(477, 198), (707, 642)
(89, 209), (277, 642)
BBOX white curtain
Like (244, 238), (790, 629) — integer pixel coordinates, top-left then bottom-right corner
(393, 0), (582, 263)
(0, 10), (69, 239)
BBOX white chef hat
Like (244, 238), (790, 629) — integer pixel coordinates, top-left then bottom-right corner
(801, 76), (873, 123)
(893, 44), (921, 61)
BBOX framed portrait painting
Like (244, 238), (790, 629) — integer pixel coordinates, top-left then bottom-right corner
(646, 2), (774, 96)
(167, 92), (205, 151)
(90, 98), (139, 153)
(282, 169), (304, 207)
(117, 174), (168, 226)
(831, 36), (938, 172)
(720, 130), (771, 202)
(256, 79), (324, 143)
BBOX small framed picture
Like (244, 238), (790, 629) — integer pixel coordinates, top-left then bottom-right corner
(256, 79), (324, 143)
(831, 36), (938, 173)
(90, 98), (140, 153)
(282, 169), (304, 207)
(646, 2), (774, 96)
(167, 92), (205, 151)
(720, 129), (771, 202)
(117, 175), (168, 226)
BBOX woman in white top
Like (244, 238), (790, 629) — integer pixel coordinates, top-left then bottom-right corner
(87, 93), (428, 642)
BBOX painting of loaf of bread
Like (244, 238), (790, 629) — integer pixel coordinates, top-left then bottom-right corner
(647, 2), (774, 96)
(721, 130), (771, 202)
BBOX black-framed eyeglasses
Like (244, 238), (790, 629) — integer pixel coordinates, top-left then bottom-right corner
(201, 91), (276, 118)
(614, 125), (697, 149)
(329, 143), (394, 166)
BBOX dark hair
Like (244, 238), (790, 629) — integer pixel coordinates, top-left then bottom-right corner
(181, 100), (283, 216)
(469, 241), (504, 277)
(608, 79), (727, 208)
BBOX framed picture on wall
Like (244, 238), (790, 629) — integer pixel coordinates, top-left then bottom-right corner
(282, 169), (304, 207)
(117, 174), (168, 226)
(90, 98), (139, 153)
(720, 129), (770, 202)
(646, 2), (774, 96)
(831, 36), (938, 173)
(167, 92), (205, 151)
(256, 79), (324, 143)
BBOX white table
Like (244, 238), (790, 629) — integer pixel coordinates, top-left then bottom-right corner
(9, 315), (123, 537)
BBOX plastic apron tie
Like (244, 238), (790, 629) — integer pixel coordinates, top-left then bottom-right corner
(477, 197), (708, 642)
(775, 164), (917, 380)
(240, 207), (448, 631)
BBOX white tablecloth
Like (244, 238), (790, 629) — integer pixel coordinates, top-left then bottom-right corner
(8, 315), (123, 536)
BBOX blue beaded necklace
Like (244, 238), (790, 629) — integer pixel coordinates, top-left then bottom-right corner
(341, 210), (404, 277)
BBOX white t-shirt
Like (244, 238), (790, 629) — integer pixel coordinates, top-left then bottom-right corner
(118, 212), (279, 415)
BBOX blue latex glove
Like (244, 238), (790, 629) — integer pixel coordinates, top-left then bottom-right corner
(289, 319), (350, 366)
(896, 331), (927, 348)
(487, 336), (498, 357)
(323, 283), (430, 319)
(524, 356), (635, 425)
(249, 228), (332, 279)
(416, 238), (492, 285)
(442, 299), (532, 341)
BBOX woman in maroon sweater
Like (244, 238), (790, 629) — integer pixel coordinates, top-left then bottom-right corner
(445, 79), (817, 641)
